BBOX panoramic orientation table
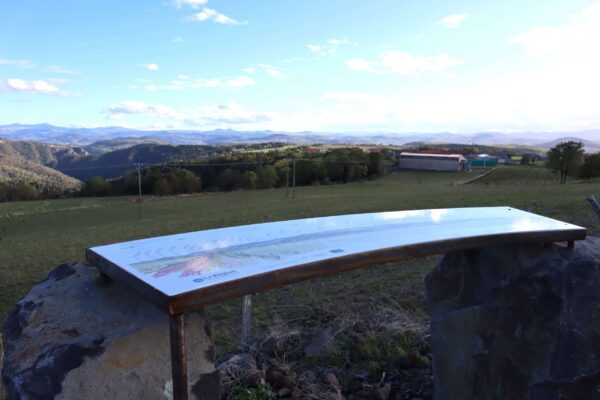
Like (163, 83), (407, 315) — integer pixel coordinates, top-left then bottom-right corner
(86, 207), (587, 400)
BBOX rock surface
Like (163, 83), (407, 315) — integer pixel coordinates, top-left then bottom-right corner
(2, 263), (220, 400)
(425, 238), (600, 400)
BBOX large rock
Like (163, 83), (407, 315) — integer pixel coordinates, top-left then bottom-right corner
(425, 237), (600, 400)
(2, 263), (220, 400)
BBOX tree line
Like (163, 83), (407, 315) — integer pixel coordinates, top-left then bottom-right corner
(545, 141), (600, 184)
(0, 182), (77, 202)
(79, 148), (386, 197)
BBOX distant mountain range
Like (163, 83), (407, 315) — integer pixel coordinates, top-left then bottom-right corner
(1, 123), (599, 149)
(1, 123), (599, 188)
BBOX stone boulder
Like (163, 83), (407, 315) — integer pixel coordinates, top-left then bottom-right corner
(2, 263), (220, 400)
(425, 237), (600, 400)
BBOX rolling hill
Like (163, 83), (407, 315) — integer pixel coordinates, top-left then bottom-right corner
(0, 154), (81, 191)
(2, 123), (599, 148)
(0, 138), (83, 191)
(537, 137), (600, 153)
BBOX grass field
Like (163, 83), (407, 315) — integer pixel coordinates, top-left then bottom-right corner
(2, 166), (599, 358)
(470, 163), (561, 185)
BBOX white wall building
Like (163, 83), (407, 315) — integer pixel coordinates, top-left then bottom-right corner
(398, 152), (467, 172)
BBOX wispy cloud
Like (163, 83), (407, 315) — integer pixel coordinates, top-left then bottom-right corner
(346, 51), (462, 76)
(172, 36), (184, 43)
(307, 38), (352, 56)
(244, 64), (286, 79)
(105, 100), (273, 127)
(439, 13), (469, 28)
(171, 0), (208, 9)
(140, 63), (160, 71)
(137, 75), (255, 91)
(45, 65), (81, 75)
(0, 58), (36, 69)
(0, 78), (69, 96)
(323, 92), (385, 103)
(188, 8), (246, 25)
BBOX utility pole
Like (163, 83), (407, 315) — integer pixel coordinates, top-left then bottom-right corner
(286, 159), (290, 199)
(135, 163), (143, 219)
(292, 158), (296, 199)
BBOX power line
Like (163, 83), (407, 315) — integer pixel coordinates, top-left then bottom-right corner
(56, 158), (372, 172)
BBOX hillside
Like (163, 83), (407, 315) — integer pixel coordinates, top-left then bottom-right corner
(84, 137), (169, 155)
(55, 143), (217, 180)
(537, 137), (600, 153)
(0, 137), (87, 166)
(0, 154), (81, 191)
(0, 138), (84, 192)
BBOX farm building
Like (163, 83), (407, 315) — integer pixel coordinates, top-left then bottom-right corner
(398, 152), (467, 172)
(467, 154), (498, 167)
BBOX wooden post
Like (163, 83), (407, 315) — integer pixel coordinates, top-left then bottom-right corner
(169, 313), (188, 400)
(241, 295), (252, 349)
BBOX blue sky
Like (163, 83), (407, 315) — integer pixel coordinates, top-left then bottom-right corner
(1, 0), (599, 134)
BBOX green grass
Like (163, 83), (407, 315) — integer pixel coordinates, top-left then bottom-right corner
(2, 166), (599, 358)
(471, 164), (565, 185)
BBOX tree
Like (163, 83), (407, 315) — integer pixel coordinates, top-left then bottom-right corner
(153, 178), (172, 196)
(521, 154), (532, 165)
(176, 169), (201, 194)
(256, 165), (278, 189)
(10, 183), (39, 201)
(242, 170), (258, 190)
(580, 152), (600, 181)
(218, 169), (243, 191)
(368, 152), (384, 176)
(546, 141), (585, 184)
(81, 177), (113, 197)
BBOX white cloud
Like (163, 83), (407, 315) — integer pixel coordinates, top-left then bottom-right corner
(307, 44), (323, 53)
(244, 64), (286, 78)
(439, 13), (469, 28)
(323, 92), (385, 103)
(258, 64), (286, 79)
(106, 100), (178, 119)
(345, 58), (381, 74)
(188, 8), (246, 25)
(172, 36), (184, 43)
(171, 0), (208, 9)
(307, 38), (352, 56)
(104, 100), (274, 127)
(223, 76), (254, 88)
(0, 58), (36, 69)
(347, 51), (462, 76)
(141, 63), (160, 71)
(0, 78), (69, 96)
(45, 65), (81, 75)
(135, 75), (255, 91)
(509, 3), (600, 56)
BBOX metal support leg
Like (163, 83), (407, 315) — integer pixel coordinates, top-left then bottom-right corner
(241, 295), (252, 349)
(169, 313), (188, 400)
(568, 240), (575, 249)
